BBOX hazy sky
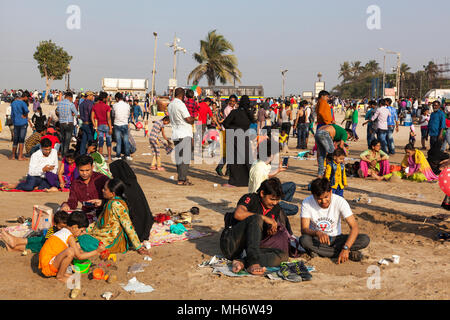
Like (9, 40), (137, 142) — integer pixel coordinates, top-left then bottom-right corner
(1, 0), (449, 96)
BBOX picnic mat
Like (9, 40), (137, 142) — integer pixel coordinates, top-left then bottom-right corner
(198, 255), (315, 280)
(149, 222), (212, 247)
(0, 182), (69, 192)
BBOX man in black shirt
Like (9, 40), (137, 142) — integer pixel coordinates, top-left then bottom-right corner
(220, 178), (291, 275)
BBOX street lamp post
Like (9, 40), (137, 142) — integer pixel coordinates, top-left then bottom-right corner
(281, 69), (288, 102)
(151, 32), (158, 112)
(379, 48), (401, 100)
(167, 34), (186, 97)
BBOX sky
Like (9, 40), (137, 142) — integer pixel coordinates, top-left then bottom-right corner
(1, 0), (449, 97)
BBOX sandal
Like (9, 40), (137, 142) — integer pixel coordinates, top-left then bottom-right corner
(150, 166), (157, 170)
(180, 180), (194, 186)
(156, 167), (166, 171)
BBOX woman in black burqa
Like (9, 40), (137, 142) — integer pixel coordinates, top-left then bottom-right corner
(222, 95), (257, 187)
(109, 160), (154, 241)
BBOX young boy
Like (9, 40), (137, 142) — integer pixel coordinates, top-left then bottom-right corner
(279, 130), (289, 153)
(0, 211), (69, 253)
(149, 116), (172, 171)
(38, 211), (105, 283)
(325, 148), (347, 197)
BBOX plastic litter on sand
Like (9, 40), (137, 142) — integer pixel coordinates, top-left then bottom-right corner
(121, 277), (154, 293)
(128, 263), (149, 274)
(101, 292), (114, 300)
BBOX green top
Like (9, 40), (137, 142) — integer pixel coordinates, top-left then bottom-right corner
(331, 124), (348, 142)
(352, 109), (359, 124)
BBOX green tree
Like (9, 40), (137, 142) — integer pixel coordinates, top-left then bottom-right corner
(423, 61), (439, 88)
(187, 30), (241, 86)
(33, 40), (72, 102)
(338, 62), (352, 83)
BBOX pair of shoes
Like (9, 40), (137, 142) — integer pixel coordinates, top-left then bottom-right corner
(290, 261), (312, 281)
(126, 156), (133, 161)
(277, 263), (302, 282)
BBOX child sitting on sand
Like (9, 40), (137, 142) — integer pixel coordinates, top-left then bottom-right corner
(38, 211), (105, 283)
(325, 148), (347, 197)
(0, 211), (69, 253)
(45, 150), (79, 192)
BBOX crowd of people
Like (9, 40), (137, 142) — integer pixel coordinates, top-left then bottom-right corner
(1, 86), (449, 281)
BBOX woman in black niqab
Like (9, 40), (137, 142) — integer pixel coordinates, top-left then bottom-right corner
(109, 160), (154, 242)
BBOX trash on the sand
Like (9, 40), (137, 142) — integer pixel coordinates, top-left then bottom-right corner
(353, 197), (361, 203)
(378, 259), (389, 265)
(108, 254), (117, 262)
(143, 241), (151, 250)
(367, 198), (372, 204)
(101, 292), (114, 300)
(143, 256), (152, 261)
(21, 249), (31, 256)
(214, 183), (218, 188)
(192, 219), (202, 223)
(70, 289), (81, 299)
(121, 277), (154, 293)
(128, 263), (149, 274)
(392, 255), (400, 264)
(169, 176), (175, 180)
(163, 220), (174, 226)
(141, 153), (152, 156)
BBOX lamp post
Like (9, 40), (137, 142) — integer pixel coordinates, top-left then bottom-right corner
(151, 32), (158, 110)
(66, 65), (71, 92)
(166, 34), (186, 97)
(379, 48), (401, 100)
(281, 69), (288, 101)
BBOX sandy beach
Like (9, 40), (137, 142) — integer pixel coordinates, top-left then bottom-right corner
(0, 102), (448, 300)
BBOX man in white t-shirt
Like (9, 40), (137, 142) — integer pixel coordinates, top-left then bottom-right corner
(168, 88), (195, 185)
(300, 178), (370, 263)
(112, 92), (132, 161)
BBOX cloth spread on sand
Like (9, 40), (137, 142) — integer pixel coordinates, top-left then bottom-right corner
(149, 223), (212, 247)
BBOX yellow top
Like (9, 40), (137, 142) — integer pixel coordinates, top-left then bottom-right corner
(325, 160), (347, 189)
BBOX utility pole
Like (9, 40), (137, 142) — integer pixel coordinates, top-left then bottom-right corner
(379, 48), (400, 100)
(396, 53), (401, 100)
(151, 32), (158, 111)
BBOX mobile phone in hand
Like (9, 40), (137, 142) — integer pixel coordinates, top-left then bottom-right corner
(83, 201), (95, 207)
(282, 157), (289, 168)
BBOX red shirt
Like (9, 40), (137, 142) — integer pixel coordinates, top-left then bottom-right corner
(198, 102), (213, 124)
(92, 101), (111, 126)
(41, 134), (60, 148)
(67, 171), (110, 211)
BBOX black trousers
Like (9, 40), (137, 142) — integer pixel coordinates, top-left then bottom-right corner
(300, 233), (370, 258)
(220, 215), (288, 268)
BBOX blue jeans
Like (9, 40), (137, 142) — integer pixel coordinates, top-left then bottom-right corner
(377, 129), (389, 154)
(387, 126), (396, 154)
(442, 130), (450, 152)
(97, 124), (112, 148)
(16, 175), (51, 191)
(80, 123), (94, 155)
(280, 182), (298, 216)
(13, 124), (28, 147)
(296, 123), (308, 148)
(114, 125), (130, 157)
(367, 125), (376, 149)
(351, 123), (359, 140)
(315, 130), (335, 176)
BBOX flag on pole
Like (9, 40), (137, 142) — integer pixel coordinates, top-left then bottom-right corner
(190, 85), (202, 97)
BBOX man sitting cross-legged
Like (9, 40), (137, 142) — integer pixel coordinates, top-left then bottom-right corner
(5, 138), (58, 191)
(220, 178), (292, 275)
(300, 178), (370, 264)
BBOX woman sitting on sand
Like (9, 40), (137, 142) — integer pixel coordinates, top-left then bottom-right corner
(80, 178), (149, 255)
(358, 139), (391, 181)
(386, 143), (438, 182)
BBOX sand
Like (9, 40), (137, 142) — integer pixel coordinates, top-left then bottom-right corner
(0, 101), (448, 300)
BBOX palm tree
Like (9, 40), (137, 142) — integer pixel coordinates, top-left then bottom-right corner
(187, 30), (241, 86)
(423, 61), (439, 88)
(364, 60), (380, 75)
(350, 61), (364, 78)
(339, 62), (352, 82)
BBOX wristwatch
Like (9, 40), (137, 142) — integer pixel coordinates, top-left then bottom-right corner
(342, 245), (350, 251)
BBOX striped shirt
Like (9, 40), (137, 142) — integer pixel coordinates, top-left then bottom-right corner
(149, 120), (164, 141)
(56, 99), (78, 123)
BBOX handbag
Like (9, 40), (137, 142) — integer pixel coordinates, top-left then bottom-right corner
(259, 224), (290, 254)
